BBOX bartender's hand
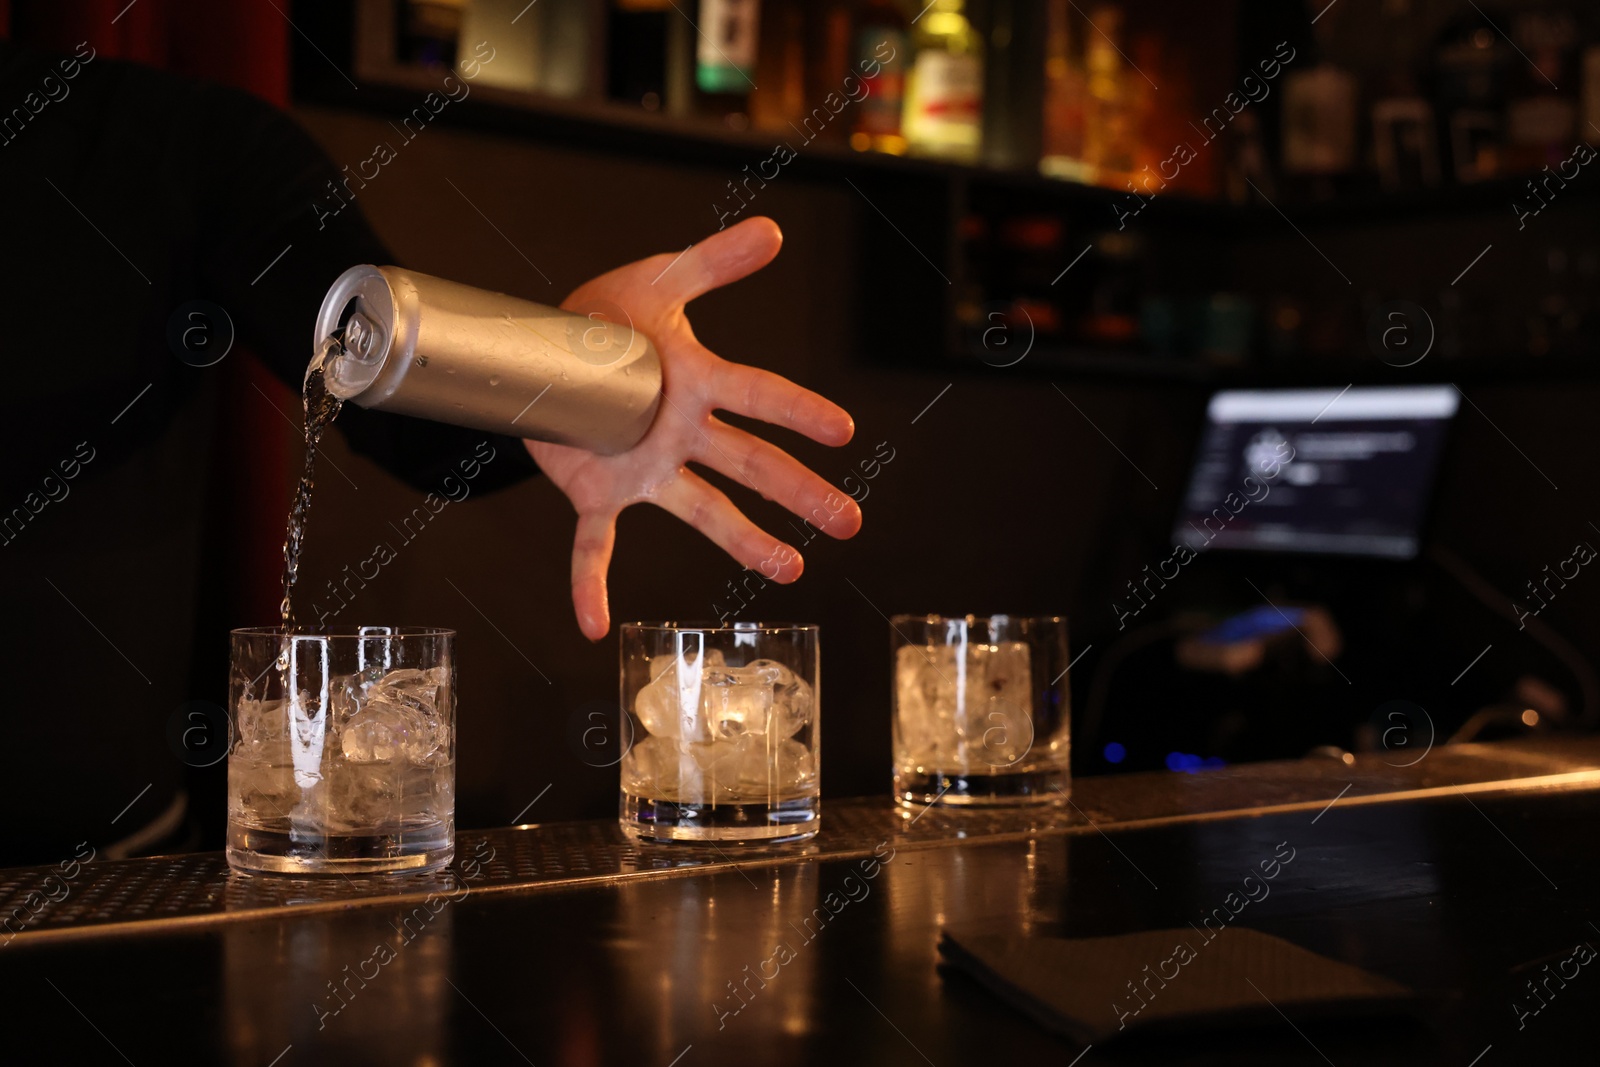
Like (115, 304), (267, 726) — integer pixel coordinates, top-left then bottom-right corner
(526, 217), (863, 641)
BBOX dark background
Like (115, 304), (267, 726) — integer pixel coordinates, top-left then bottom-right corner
(7, 0), (1600, 836)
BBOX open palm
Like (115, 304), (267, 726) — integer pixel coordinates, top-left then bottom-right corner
(527, 217), (863, 640)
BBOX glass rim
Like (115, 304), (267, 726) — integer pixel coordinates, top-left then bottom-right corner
(888, 613), (1065, 625)
(230, 626), (456, 639)
(620, 620), (820, 634)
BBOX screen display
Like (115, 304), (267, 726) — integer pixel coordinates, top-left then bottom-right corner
(1172, 385), (1459, 559)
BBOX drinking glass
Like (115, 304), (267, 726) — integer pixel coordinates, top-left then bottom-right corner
(227, 626), (455, 874)
(891, 614), (1071, 806)
(619, 622), (820, 843)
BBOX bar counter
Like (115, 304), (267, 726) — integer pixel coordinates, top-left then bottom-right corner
(6, 738), (1600, 1063)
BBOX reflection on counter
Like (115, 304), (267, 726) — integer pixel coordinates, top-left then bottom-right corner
(223, 906), (454, 1062)
(221, 839), (500, 1062)
(881, 836), (1060, 1025)
(615, 862), (823, 1046)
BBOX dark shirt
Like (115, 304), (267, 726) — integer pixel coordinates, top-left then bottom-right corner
(0, 42), (536, 864)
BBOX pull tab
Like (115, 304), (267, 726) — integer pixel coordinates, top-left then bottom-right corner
(321, 298), (388, 399)
(340, 309), (382, 364)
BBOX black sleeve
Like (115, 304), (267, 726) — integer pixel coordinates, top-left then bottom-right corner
(192, 83), (539, 494)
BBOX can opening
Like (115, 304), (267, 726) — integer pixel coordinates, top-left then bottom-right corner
(323, 295), (387, 399)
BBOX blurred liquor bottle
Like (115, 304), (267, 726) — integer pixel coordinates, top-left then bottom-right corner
(1081, 3), (1138, 184)
(539, 0), (597, 99)
(608, 0), (672, 110)
(689, 0), (761, 128)
(1043, 2), (1225, 197)
(1431, 13), (1512, 183)
(799, 0), (856, 145)
(1280, 54), (1358, 199)
(1502, 8), (1580, 173)
(398, 0), (466, 68)
(851, 0), (913, 154)
(1039, 0), (1092, 183)
(1125, 5), (1225, 200)
(1370, 0), (1439, 191)
(456, 0), (590, 97)
(981, 0), (1046, 171)
(902, 0), (984, 161)
(749, 0), (807, 132)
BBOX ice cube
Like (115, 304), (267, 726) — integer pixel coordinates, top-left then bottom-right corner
(372, 666), (426, 686)
(370, 667), (438, 714)
(684, 739), (743, 801)
(714, 736), (816, 799)
(745, 658), (793, 686)
(424, 665), (453, 714)
(898, 643), (961, 710)
(967, 642), (1034, 766)
(228, 754), (294, 822)
(646, 654), (676, 685)
(352, 667), (451, 762)
(406, 764), (453, 824)
(748, 659), (811, 737)
(699, 736), (808, 799)
(327, 673), (364, 731)
(340, 694), (446, 764)
(648, 646), (724, 683)
(703, 664), (775, 739)
(636, 651), (728, 743)
(978, 641), (1033, 711)
(340, 699), (405, 762)
(776, 739), (817, 795)
(896, 644), (956, 763)
(973, 699), (1033, 767)
(620, 736), (707, 802)
(775, 677), (812, 738)
(634, 671), (689, 739)
(896, 641), (1034, 772)
(316, 762), (403, 833)
(235, 695), (287, 749)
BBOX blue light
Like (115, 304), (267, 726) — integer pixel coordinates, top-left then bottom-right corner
(1103, 742), (1126, 764)
(1165, 751), (1184, 771)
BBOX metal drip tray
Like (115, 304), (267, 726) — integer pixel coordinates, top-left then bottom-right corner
(4, 738), (1597, 946)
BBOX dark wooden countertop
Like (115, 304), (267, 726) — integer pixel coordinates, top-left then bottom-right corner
(5, 737), (1600, 1064)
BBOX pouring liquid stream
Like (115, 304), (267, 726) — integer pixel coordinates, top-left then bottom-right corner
(279, 337), (345, 629)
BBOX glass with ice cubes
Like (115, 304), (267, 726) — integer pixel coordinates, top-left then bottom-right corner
(619, 623), (820, 843)
(227, 627), (455, 874)
(891, 615), (1071, 807)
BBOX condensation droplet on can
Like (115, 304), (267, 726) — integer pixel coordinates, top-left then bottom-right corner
(488, 375), (501, 387)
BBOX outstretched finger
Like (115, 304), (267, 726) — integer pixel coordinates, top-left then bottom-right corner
(695, 419), (863, 539)
(652, 217), (784, 308)
(710, 358), (855, 446)
(571, 511), (618, 641)
(652, 470), (804, 583)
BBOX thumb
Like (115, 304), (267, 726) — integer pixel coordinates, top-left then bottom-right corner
(655, 216), (783, 308)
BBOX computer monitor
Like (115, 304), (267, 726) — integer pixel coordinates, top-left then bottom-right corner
(1172, 384), (1460, 560)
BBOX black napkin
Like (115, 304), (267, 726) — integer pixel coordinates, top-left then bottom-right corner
(939, 926), (1417, 1044)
